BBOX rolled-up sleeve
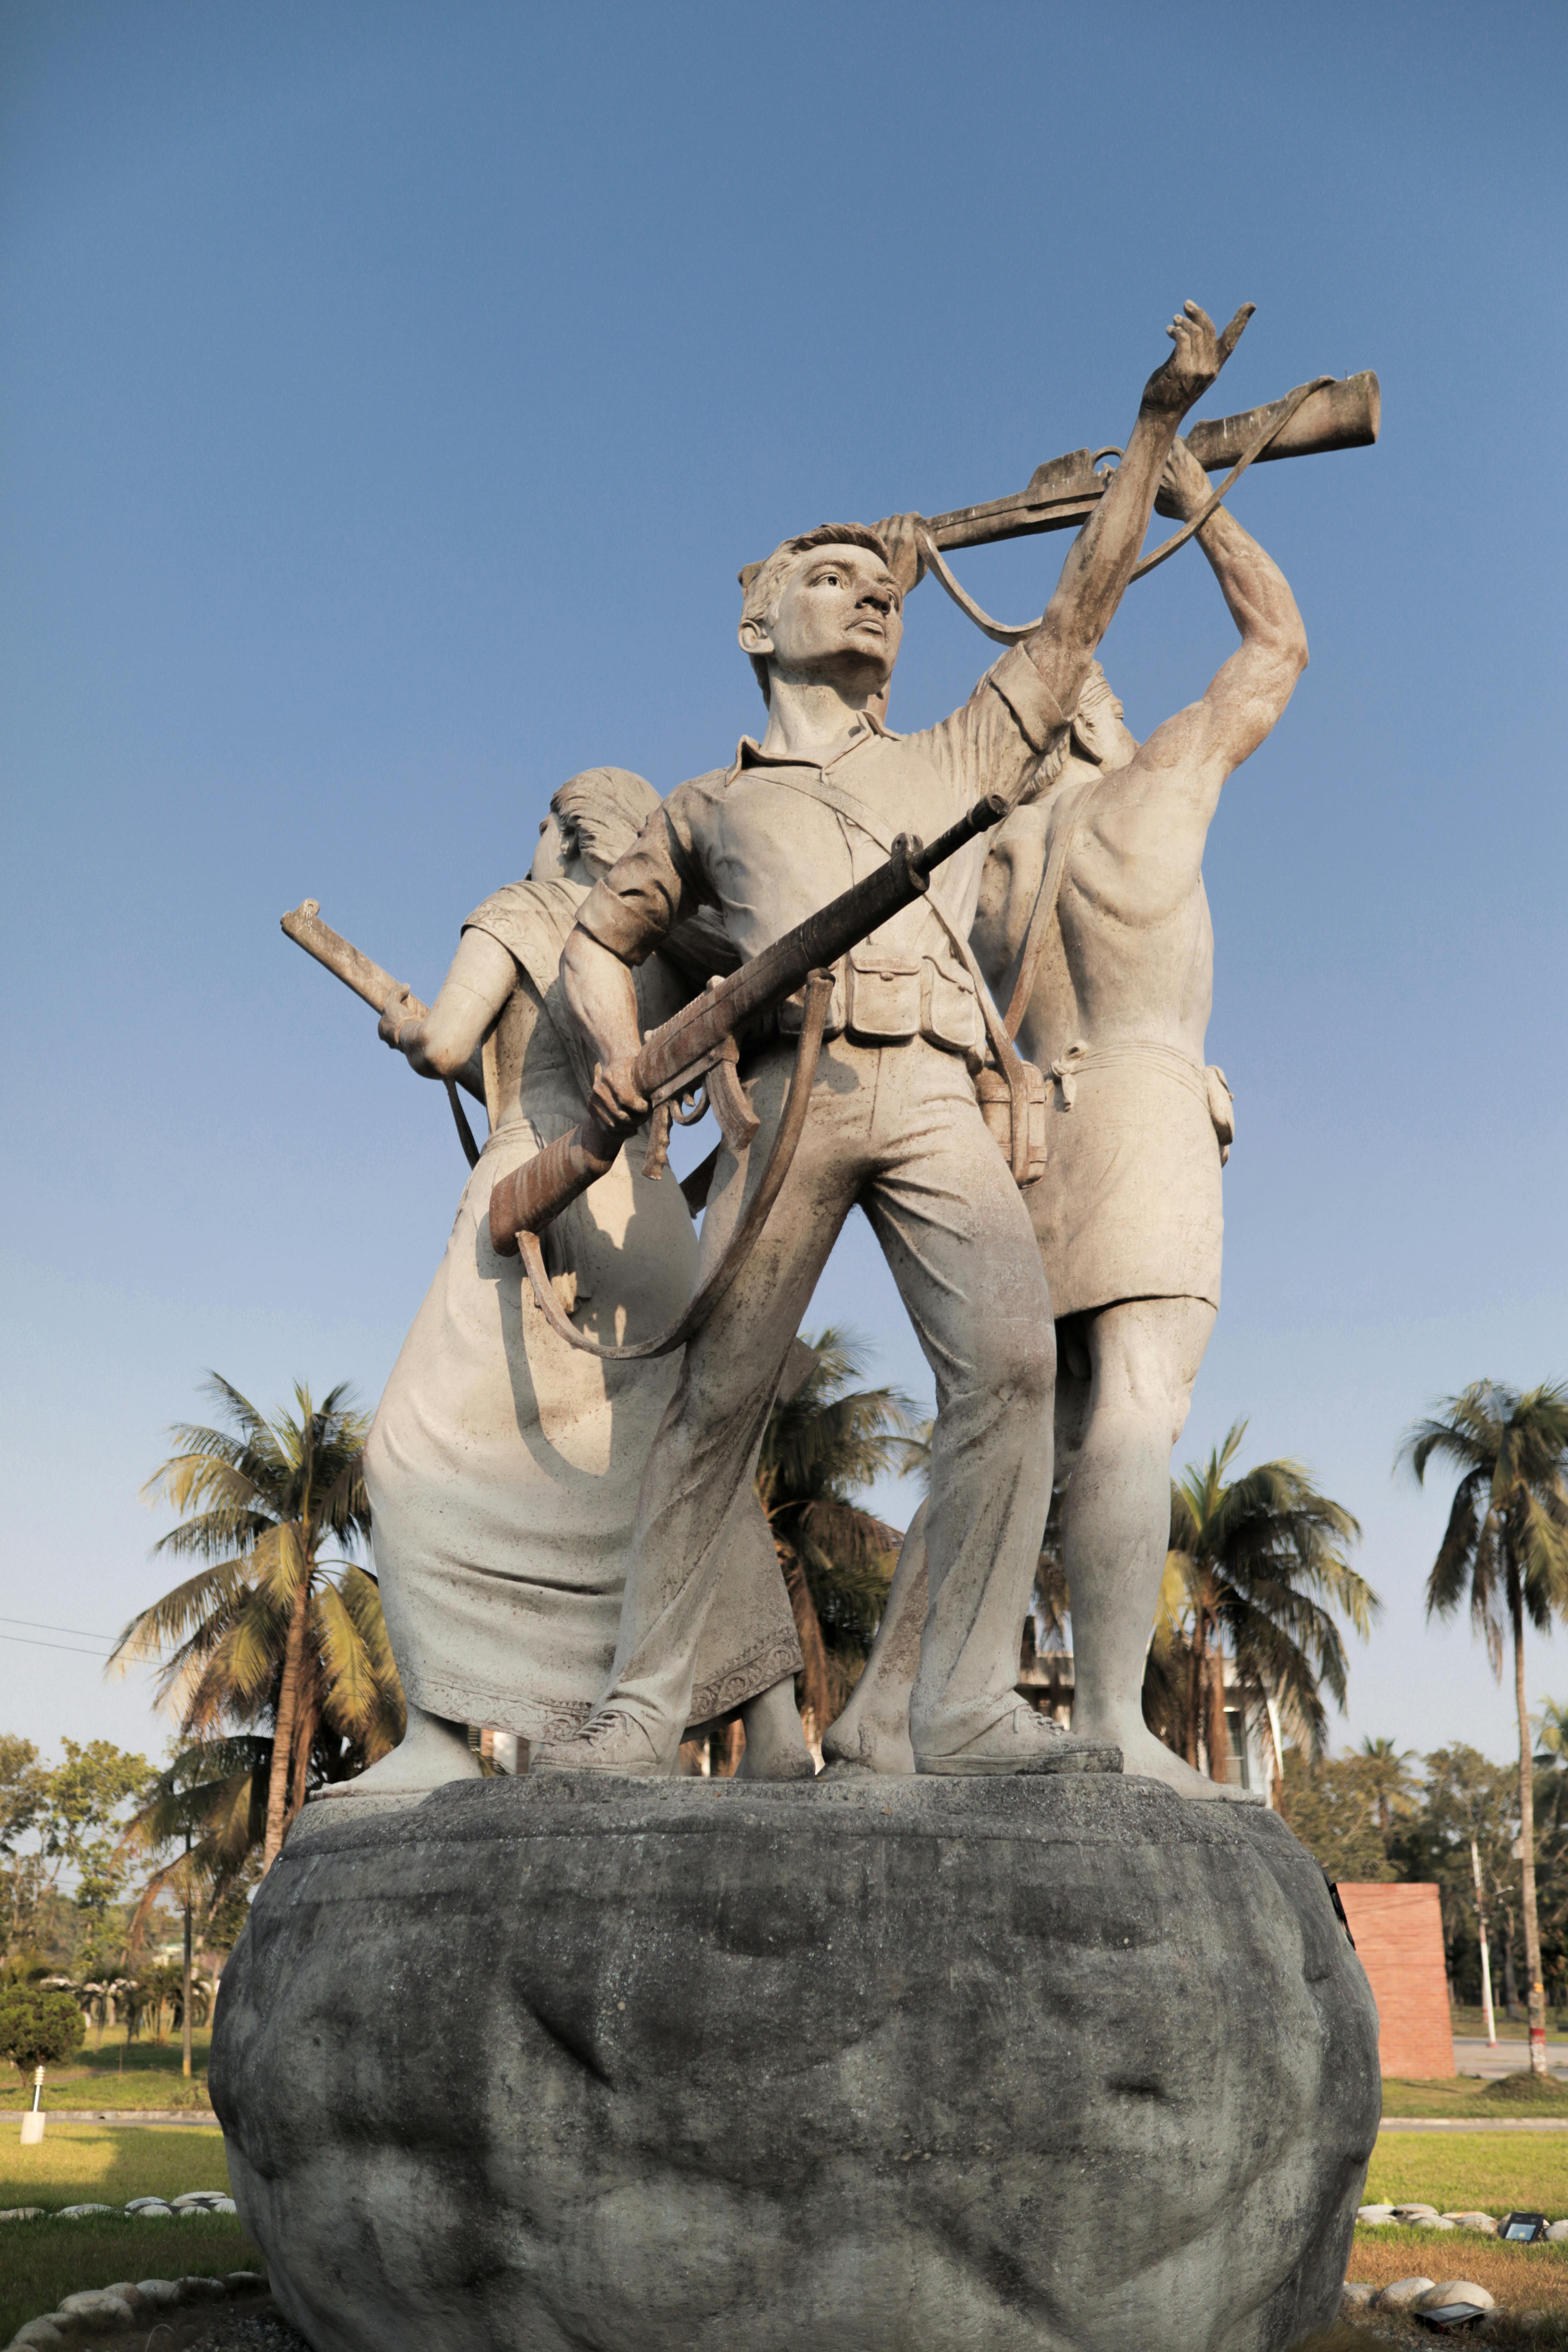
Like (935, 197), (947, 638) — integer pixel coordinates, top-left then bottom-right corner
(913, 643), (1070, 812)
(574, 787), (709, 967)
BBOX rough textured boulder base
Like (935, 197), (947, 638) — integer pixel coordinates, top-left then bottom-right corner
(211, 1772), (1380, 2352)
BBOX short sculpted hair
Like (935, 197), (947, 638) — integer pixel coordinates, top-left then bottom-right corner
(551, 767), (661, 877)
(738, 523), (892, 705)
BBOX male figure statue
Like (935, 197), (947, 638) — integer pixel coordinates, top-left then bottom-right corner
(824, 433), (1308, 1793)
(539, 306), (1250, 1778)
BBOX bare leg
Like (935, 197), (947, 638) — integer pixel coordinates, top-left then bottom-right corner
(820, 1504), (927, 1774)
(1063, 1296), (1254, 1801)
(315, 1702), (480, 1798)
(735, 1676), (817, 1779)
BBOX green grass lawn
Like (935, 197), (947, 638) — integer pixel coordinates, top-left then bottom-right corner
(0, 2118), (231, 2210)
(0, 2117), (256, 2345)
(0, 2023), (214, 2110)
(1382, 2075), (1568, 2118)
(1363, 2133), (1568, 2213)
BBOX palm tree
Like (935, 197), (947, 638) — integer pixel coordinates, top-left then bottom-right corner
(1399, 1382), (1568, 2078)
(1159, 1422), (1374, 1787)
(1357, 1735), (1418, 1846)
(111, 1377), (404, 1873)
(115, 1736), (272, 2073)
(755, 1330), (919, 1733)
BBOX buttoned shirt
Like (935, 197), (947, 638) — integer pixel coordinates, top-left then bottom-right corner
(576, 646), (1064, 997)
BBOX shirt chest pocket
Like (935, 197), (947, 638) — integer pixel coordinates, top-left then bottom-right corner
(922, 955), (983, 1057)
(845, 950), (922, 1040)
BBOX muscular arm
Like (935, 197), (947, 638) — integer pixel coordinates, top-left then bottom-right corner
(378, 927), (513, 1087)
(1126, 435), (1308, 813)
(1020, 301), (1254, 732)
(561, 930), (648, 1137)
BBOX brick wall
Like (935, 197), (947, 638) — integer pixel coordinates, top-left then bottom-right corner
(1337, 1882), (1454, 2079)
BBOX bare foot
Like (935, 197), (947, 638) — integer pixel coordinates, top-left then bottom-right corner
(736, 1678), (817, 1781)
(1085, 1718), (1262, 1803)
(314, 1707), (481, 1799)
(820, 1703), (914, 1776)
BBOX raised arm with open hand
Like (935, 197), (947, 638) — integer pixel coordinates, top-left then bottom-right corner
(1140, 430), (1309, 794)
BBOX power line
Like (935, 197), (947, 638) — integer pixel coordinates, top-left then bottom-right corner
(0, 1632), (113, 1660)
(0, 1613), (116, 1641)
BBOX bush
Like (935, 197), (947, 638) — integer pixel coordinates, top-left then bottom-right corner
(0, 1988), (85, 2077)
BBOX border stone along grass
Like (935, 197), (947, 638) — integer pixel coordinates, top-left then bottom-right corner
(0, 2216), (261, 2344)
(0, 2122), (253, 2346)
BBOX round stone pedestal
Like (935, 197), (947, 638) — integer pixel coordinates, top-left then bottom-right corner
(212, 1771), (1379, 2352)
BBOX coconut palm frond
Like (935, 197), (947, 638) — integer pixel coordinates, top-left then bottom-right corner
(755, 1331), (912, 1729)
(314, 1581), (383, 1741)
(1148, 1428), (1370, 1781)
(107, 1558), (254, 1673)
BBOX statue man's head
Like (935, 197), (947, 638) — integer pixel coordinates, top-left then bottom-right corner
(1026, 663), (1139, 804)
(738, 525), (902, 707)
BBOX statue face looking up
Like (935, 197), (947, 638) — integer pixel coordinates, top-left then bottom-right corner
(739, 541), (904, 700)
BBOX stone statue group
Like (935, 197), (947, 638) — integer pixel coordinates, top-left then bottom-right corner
(326, 299), (1310, 1806)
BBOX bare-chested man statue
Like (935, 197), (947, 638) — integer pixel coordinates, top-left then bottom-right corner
(823, 431), (1307, 1792)
(535, 303), (1250, 1779)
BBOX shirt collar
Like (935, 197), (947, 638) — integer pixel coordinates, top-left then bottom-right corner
(728, 706), (901, 782)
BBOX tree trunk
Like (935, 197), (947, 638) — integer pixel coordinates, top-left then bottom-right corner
(181, 1832), (193, 2082)
(1184, 1620), (1205, 1771)
(1207, 1642), (1231, 1786)
(287, 1673), (320, 1836)
(780, 1552), (831, 1736)
(263, 1542), (312, 1875)
(1512, 1575), (1550, 2076)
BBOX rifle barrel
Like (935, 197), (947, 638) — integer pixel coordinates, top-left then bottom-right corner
(925, 371), (1379, 554)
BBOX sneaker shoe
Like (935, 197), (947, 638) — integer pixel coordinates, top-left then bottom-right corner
(533, 1709), (672, 1777)
(913, 1704), (1122, 1778)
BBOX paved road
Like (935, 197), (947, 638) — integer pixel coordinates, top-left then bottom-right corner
(1453, 2034), (1568, 2080)
(17, 2110), (220, 2129)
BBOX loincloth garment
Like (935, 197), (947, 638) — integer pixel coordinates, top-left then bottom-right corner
(1026, 1041), (1232, 1320)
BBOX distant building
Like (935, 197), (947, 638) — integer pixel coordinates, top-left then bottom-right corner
(1018, 1648), (1280, 1802)
(1335, 1882), (1454, 2078)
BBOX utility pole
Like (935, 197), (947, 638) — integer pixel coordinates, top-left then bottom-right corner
(181, 1815), (192, 2079)
(1472, 1838), (1498, 2047)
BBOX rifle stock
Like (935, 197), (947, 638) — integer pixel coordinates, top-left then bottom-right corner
(488, 794), (1009, 1256)
(281, 900), (486, 1108)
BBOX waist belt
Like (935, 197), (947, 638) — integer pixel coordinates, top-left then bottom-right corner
(1046, 1040), (1208, 1107)
(1046, 1040), (1235, 1163)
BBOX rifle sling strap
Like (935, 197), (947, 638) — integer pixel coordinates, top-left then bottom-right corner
(915, 376), (1336, 646)
(518, 968), (834, 1362)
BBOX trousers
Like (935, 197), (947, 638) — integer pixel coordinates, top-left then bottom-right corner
(602, 1032), (1056, 1754)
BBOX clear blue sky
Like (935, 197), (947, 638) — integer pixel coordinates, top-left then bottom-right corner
(3, 0), (1564, 1769)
